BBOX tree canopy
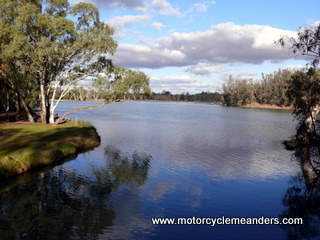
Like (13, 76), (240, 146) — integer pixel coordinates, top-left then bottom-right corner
(279, 23), (320, 67)
(0, 0), (151, 124)
(278, 23), (320, 145)
(221, 68), (296, 108)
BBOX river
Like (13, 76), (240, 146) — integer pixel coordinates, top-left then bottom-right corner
(0, 101), (308, 239)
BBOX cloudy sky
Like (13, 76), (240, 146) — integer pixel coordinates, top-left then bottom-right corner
(72, 0), (319, 93)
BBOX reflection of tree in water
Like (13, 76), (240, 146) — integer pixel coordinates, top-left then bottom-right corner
(280, 147), (320, 240)
(0, 146), (152, 240)
(92, 145), (152, 189)
(0, 170), (115, 240)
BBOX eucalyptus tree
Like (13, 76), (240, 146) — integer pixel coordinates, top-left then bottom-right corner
(279, 23), (320, 68)
(0, 0), (117, 124)
(278, 23), (320, 145)
(222, 76), (255, 107)
(0, 61), (37, 122)
(287, 68), (320, 145)
(105, 67), (152, 101)
(126, 69), (152, 100)
(258, 69), (293, 106)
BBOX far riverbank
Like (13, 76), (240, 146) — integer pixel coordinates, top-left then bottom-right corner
(53, 99), (293, 110)
(242, 103), (293, 110)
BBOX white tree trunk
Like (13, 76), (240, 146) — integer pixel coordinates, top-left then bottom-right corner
(40, 81), (47, 123)
(49, 77), (76, 124)
(49, 105), (57, 124)
(305, 104), (320, 135)
(297, 104), (320, 145)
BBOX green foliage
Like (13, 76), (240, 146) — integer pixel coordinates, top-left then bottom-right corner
(59, 144), (77, 155)
(277, 23), (320, 144)
(287, 68), (320, 120)
(0, 0), (118, 123)
(0, 123), (100, 177)
(150, 91), (222, 102)
(278, 23), (320, 68)
(94, 66), (152, 101)
(222, 69), (297, 107)
(222, 76), (255, 107)
(258, 69), (293, 106)
(0, 0), (152, 123)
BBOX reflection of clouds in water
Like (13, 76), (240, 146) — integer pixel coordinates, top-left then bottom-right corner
(83, 103), (293, 180)
(85, 147), (158, 239)
(189, 187), (203, 208)
(191, 187), (202, 196)
(147, 181), (177, 201)
(100, 188), (154, 240)
(160, 141), (298, 181)
(95, 109), (298, 181)
(54, 145), (158, 240)
(143, 173), (206, 210)
(51, 101), (301, 239)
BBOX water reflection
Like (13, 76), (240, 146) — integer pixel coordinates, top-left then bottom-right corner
(280, 147), (320, 240)
(0, 146), (152, 240)
(1, 102), (305, 239)
(99, 145), (151, 188)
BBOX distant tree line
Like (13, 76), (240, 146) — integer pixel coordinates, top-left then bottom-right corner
(29, 89), (222, 103)
(222, 68), (320, 108)
(150, 91), (222, 102)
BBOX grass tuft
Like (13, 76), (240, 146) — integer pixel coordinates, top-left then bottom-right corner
(70, 118), (94, 128)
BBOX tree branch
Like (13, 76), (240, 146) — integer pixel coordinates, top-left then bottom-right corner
(54, 99), (118, 125)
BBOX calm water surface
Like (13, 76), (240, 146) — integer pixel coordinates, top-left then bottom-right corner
(0, 101), (305, 239)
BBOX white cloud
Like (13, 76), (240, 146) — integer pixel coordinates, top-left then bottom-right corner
(152, 75), (199, 84)
(77, 76), (95, 87)
(184, 62), (227, 76)
(107, 14), (153, 30)
(107, 14), (153, 38)
(283, 65), (306, 71)
(151, 22), (165, 31)
(110, 43), (186, 68)
(91, 0), (147, 12)
(220, 72), (258, 82)
(110, 22), (299, 68)
(190, 1), (216, 13)
(150, 75), (213, 93)
(151, 0), (181, 16)
(159, 22), (297, 64)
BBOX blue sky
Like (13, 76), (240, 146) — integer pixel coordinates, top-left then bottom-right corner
(72, 0), (319, 93)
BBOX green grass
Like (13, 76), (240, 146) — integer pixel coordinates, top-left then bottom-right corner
(0, 122), (100, 177)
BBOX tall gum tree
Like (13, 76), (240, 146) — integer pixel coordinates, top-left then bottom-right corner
(278, 23), (320, 189)
(278, 23), (320, 145)
(0, 0), (118, 124)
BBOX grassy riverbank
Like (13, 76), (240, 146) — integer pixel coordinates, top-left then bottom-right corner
(0, 121), (100, 178)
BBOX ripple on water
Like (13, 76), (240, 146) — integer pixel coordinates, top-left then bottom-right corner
(2, 101), (299, 240)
